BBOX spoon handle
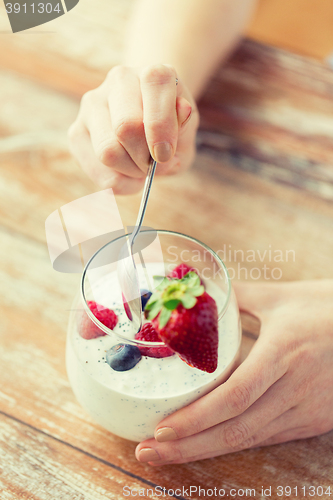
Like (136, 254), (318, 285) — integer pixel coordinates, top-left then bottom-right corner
(131, 158), (157, 243)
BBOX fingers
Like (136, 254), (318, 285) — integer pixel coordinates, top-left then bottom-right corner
(153, 96), (197, 176)
(136, 415), (293, 465)
(136, 372), (297, 465)
(151, 335), (287, 444)
(254, 426), (316, 447)
(140, 64), (179, 163)
(135, 279), (333, 466)
(78, 88), (146, 179)
(145, 426), (304, 466)
(106, 66), (151, 174)
(69, 64), (197, 192)
(68, 122), (145, 194)
(137, 407), (306, 466)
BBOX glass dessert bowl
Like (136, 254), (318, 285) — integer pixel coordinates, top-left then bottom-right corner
(66, 230), (241, 442)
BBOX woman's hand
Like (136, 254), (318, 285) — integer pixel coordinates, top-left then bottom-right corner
(136, 280), (333, 465)
(68, 64), (199, 194)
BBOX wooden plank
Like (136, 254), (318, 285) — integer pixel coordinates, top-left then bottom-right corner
(0, 0), (133, 96)
(0, 70), (78, 137)
(0, 412), (174, 500)
(197, 41), (333, 201)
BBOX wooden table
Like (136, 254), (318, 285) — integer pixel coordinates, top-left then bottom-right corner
(0, 1), (333, 498)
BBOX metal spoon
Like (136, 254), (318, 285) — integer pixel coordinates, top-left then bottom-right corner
(117, 158), (157, 333)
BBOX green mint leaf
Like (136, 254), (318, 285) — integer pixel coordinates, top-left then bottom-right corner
(164, 299), (181, 310)
(158, 307), (172, 328)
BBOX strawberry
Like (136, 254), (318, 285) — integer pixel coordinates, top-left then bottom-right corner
(167, 263), (204, 287)
(135, 323), (174, 358)
(78, 301), (118, 339)
(145, 273), (218, 373)
(167, 263), (197, 280)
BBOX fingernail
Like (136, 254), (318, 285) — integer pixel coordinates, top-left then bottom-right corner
(155, 427), (177, 442)
(137, 448), (160, 462)
(181, 108), (192, 128)
(152, 142), (173, 163)
(149, 460), (169, 467)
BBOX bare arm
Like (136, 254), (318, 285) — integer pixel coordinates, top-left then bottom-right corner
(124, 0), (257, 99)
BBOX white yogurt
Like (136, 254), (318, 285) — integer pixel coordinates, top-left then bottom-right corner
(66, 266), (241, 442)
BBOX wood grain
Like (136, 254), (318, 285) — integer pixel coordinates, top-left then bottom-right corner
(0, 0), (131, 96)
(197, 41), (333, 201)
(0, 413), (171, 500)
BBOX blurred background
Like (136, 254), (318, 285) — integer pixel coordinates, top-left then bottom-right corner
(249, 0), (333, 63)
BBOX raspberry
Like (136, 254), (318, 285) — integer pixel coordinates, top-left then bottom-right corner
(135, 323), (174, 358)
(78, 301), (118, 339)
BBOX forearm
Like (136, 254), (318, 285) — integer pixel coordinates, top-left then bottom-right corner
(123, 0), (257, 99)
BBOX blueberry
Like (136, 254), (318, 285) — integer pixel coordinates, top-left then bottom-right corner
(106, 344), (142, 371)
(140, 289), (152, 310)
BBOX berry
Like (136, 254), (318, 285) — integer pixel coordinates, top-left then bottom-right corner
(145, 272), (218, 373)
(167, 263), (198, 280)
(122, 292), (132, 321)
(135, 323), (174, 358)
(140, 289), (152, 310)
(123, 290), (153, 320)
(167, 263), (204, 286)
(106, 344), (142, 371)
(78, 301), (118, 339)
